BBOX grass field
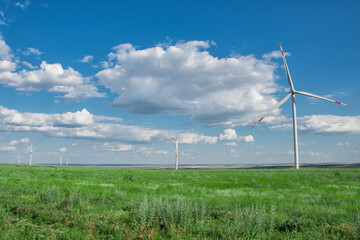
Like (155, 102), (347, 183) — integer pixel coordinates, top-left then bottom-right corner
(0, 164), (359, 239)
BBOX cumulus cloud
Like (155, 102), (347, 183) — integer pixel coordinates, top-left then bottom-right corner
(0, 60), (16, 72)
(0, 35), (12, 60)
(77, 55), (93, 63)
(219, 128), (238, 141)
(0, 35), (16, 73)
(0, 35), (105, 101)
(96, 41), (280, 127)
(23, 47), (43, 56)
(0, 137), (29, 152)
(238, 135), (254, 143)
(0, 105), (220, 145)
(178, 132), (218, 144)
(59, 147), (67, 152)
(0, 105), (166, 144)
(219, 129), (254, 143)
(0, 61), (105, 101)
(271, 115), (360, 135)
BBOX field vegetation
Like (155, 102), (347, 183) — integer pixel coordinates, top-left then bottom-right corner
(0, 164), (359, 239)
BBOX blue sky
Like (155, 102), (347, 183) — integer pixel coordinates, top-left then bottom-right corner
(0, 0), (359, 166)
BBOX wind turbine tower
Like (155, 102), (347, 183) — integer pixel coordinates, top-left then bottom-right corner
(163, 131), (179, 170)
(17, 153), (21, 165)
(169, 135), (179, 170)
(252, 43), (351, 169)
(29, 145), (34, 166)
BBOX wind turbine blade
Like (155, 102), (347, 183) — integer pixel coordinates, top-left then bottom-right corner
(280, 43), (295, 92)
(252, 93), (292, 128)
(161, 131), (177, 140)
(296, 91), (352, 107)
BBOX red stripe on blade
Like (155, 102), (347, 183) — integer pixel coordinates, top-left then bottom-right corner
(335, 101), (341, 104)
(259, 117), (264, 122)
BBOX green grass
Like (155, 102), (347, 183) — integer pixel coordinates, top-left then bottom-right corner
(0, 164), (359, 239)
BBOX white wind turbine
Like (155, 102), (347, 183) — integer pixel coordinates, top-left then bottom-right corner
(252, 43), (351, 169)
(66, 155), (69, 166)
(17, 152), (21, 165)
(59, 156), (63, 166)
(162, 131), (179, 170)
(28, 145), (34, 166)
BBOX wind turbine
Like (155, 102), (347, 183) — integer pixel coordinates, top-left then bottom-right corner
(59, 156), (63, 166)
(66, 155), (69, 166)
(252, 43), (351, 169)
(17, 152), (21, 165)
(162, 131), (179, 170)
(28, 145), (34, 166)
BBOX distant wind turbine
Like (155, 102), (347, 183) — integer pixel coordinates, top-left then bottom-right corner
(28, 145), (34, 166)
(252, 43), (351, 169)
(59, 156), (63, 166)
(162, 131), (179, 170)
(66, 155), (69, 166)
(17, 153), (21, 165)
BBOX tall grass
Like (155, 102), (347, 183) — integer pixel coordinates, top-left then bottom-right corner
(0, 165), (359, 239)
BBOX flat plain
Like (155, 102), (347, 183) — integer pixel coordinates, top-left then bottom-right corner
(0, 164), (359, 239)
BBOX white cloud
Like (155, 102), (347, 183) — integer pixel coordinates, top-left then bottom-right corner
(238, 135), (254, 143)
(0, 137), (29, 152)
(23, 47), (43, 56)
(0, 35), (13, 60)
(101, 142), (133, 152)
(0, 11), (8, 26)
(96, 41), (280, 127)
(262, 50), (290, 62)
(0, 61), (105, 101)
(178, 132), (218, 144)
(0, 145), (16, 151)
(9, 140), (20, 146)
(0, 35), (105, 101)
(271, 115), (360, 135)
(134, 146), (168, 155)
(0, 105), (163, 143)
(21, 61), (37, 69)
(219, 128), (237, 140)
(15, 0), (30, 9)
(77, 55), (93, 63)
(20, 138), (29, 144)
(337, 142), (350, 146)
(0, 60), (16, 72)
(0, 105), (220, 145)
(49, 84), (106, 101)
(225, 142), (237, 146)
(59, 147), (67, 152)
